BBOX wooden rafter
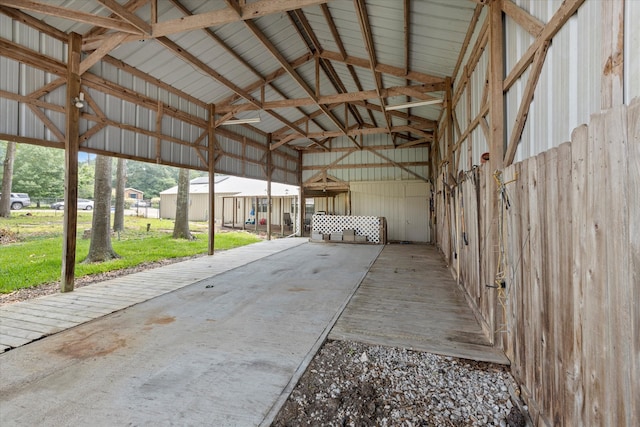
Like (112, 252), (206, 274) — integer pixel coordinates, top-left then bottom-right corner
(79, 32), (129, 75)
(169, 0), (327, 139)
(214, 84), (440, 113)
(320, 3), (377, 127)
(354, 0), (397, 139)
(279, 125), (434, 142)
(241, 18), (362, 149)
(0, 0), (143, 34)
(319, 50), (446, 86)
(96, 0), (151, 35)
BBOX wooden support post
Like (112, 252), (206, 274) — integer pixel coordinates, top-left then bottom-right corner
(61, 32), (82, 293)
(254, 197), (258, 232)
(446, 77), (454, 166)
(280, 198), (284, 237)
(221, 197), (225, 229)
(242, 197), (246, 230)
(486, 0), (505, 344)
(233, 197), (237, 229)
(208, 103), (216, 255)
(266, 134), (272, 240)
(298, 150), (305, 236)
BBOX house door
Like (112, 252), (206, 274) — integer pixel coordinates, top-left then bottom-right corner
(404, 196), (429, 242)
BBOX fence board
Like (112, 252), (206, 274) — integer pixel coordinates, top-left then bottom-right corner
(604, 105), (631, 425)
(570, 124), (589, 425)
(437, 100), (638, 425)
(556, 141), (573, 425)
(627, 99), (640, 424)
(543, 147), (559, 422)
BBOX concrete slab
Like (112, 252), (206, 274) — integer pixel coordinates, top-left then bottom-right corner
(0, 243), (382, 426)
(0, 238), (308, 352)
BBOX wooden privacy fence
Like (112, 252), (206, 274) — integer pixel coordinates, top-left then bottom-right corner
(437, 98), (639, 425)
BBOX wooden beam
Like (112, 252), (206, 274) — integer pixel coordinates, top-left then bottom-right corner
(266, 134), (272, 240)
(243, 19), (361, 149)
(504, 41), (550, 166)
(152, 0), (332, 38)
(489, 0), (505, 169)
(503, 0), (586, 92)
(208, 104), (216, 255)
(353, 0), (393, 138)
(0, 0), (142, 34)
(280, 125), (434, 142)
(61, 32), (82, 292)
(600, 0), (625, 109)
(319, 50), (446, 85)
(452, 4), (483, 84)
(97, 0), (151, 35)
(214, 83), (439, 113)
(502, 0), (544, 37)
(0, 5), (67, 41)
(79, 32), (129, 75)
(320, 3), (377, 126)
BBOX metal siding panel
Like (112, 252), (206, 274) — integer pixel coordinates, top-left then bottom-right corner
(626, 0), (640, 101)
(506, 0), (603, 163)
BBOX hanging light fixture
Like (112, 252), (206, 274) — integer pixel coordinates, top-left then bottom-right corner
(220, 116), (261, 125)
(384, 98), (443, 111)
(73, 92), (85, 109)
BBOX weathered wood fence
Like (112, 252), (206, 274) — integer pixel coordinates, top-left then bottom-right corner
(437, 99), (639, 425)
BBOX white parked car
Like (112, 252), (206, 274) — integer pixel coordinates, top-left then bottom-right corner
(51, 199), (94, 210)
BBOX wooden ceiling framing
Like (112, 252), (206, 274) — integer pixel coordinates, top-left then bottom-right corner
(0, 0), (455, 156)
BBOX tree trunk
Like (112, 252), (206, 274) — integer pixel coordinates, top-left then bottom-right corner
(84, 155), (118, 262)
(113, 158), (125, 232)
(0, 141), (17, 217)
(173, 168), (192, 239)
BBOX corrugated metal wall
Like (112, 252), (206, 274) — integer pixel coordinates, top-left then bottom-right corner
(506, 0), (600, 162)
(302, 134), (430, 183)
(350, 180), (431, 242)
(626, 0), (640, 103)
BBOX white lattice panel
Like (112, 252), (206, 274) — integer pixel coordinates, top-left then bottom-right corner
(311, 215), (381, 243)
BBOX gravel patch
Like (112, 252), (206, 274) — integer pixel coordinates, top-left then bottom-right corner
(273, 340), (527, 427)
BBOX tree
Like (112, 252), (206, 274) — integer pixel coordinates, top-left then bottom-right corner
(113, 158), (126, 232)
(0, 141), (16, 217)
(173, 168), (192, 239)
(84, 155), (118, 262)
(11, 144), (65, 205)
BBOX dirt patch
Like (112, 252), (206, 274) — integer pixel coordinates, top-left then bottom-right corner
(53, 330), (127, 359)
(145, 316), (175, 325)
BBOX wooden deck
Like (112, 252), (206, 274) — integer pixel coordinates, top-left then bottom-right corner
(329, 244), (509, 365)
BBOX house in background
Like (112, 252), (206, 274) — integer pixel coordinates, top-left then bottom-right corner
(159, 176), (299, 231)
(124, 188), (144, 202)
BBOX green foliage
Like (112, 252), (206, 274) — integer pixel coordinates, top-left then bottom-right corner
(11, 144), (65, 202)
(126, 161), (178, 199)
(78, 162), (95, 199)
(0, 212), (261, 292)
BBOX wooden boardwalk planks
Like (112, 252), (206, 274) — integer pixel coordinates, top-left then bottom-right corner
(329, 244), (509, 365)
(0, 238), (307, 352)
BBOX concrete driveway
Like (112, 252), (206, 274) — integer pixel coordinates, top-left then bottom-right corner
(0, 243), (382, 426)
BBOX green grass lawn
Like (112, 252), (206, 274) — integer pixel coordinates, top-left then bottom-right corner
(0, 212), (261, 293)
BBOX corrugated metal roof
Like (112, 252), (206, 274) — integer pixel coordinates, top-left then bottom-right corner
(0, 0), (482, 179)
